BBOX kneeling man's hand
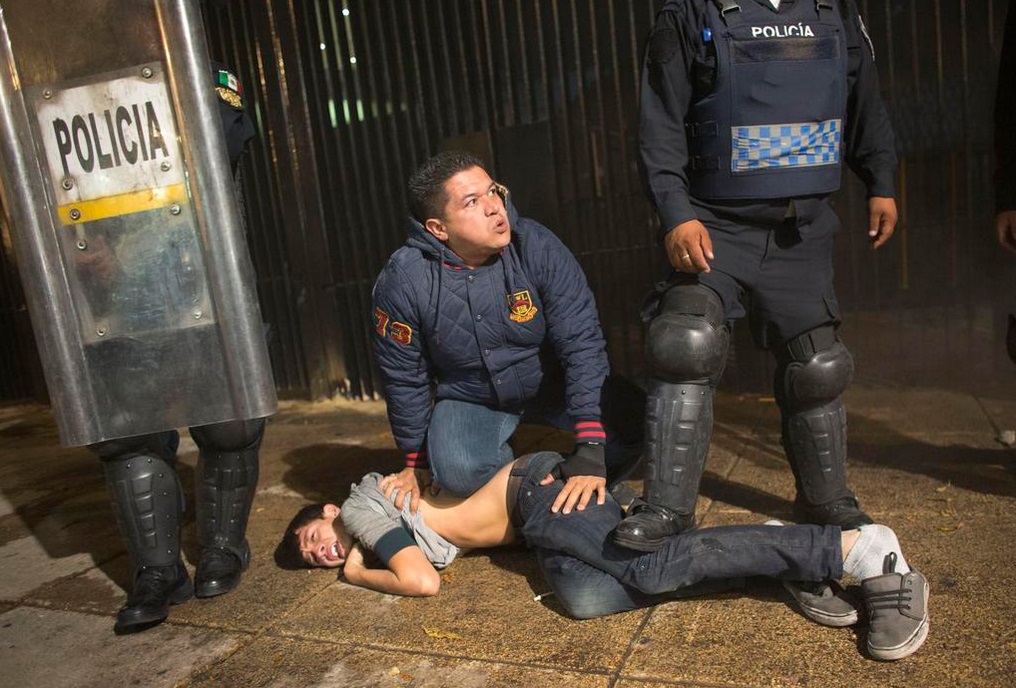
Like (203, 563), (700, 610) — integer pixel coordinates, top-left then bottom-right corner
(381, 467), (429, 514)
(541, 442), (606, 514)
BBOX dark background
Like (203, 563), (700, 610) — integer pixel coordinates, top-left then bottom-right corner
(2, 0), (1014, 403)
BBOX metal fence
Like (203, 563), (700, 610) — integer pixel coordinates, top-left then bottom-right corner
(2, 0), (1013, 402)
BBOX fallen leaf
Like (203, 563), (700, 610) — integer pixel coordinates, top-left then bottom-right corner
(935, 483), (951, 493)
(388, 667), (401, 677)
(936, 524), (962, 533)
(423, 626), (462, 640)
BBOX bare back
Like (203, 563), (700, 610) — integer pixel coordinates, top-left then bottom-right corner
(416, 461), (518, 549)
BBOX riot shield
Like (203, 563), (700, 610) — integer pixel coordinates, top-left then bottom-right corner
(0, 0), (277, 446)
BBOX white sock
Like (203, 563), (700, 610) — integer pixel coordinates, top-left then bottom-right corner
(842, 524), (910, 581)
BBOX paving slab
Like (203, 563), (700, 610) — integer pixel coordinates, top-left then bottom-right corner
(271, 549), (649, 673)
(1, 383), (1015, 686)
(188, 635), (615, 687)
(0, 606), (243, 688)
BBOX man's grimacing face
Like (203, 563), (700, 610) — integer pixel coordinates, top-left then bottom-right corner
(295, 503), (354, 568)
(424, 166), (511, 267)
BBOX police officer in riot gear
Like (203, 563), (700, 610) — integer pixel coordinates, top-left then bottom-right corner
(89, 63), (265, 633)
(614, 0), (898, 551)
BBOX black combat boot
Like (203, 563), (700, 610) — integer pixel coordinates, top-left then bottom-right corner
(192, 420), (263, 598)
(98, 432), (193, 634)
(611, 381), (713, 552)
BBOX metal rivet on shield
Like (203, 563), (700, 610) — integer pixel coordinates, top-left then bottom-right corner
(42, 89), (52, 99)
(96, 327), (107, 337)
(76, 240), (87, 251)
(160, 161), (171, 172)
(61, 178), (74, 190)
(69, 208), (81, 221)
(141, 67), (153, 78)
(170, 204), (181, 215)
(192, 310), (203, 320)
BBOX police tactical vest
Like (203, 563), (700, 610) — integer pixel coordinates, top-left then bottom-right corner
(688, 0), (847, 199)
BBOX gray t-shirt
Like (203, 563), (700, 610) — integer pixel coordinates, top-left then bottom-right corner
(340, 472), (460, 568)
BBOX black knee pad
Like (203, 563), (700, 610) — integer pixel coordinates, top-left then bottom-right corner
(89, 430), (179, 464)
(776, 327), (854, 410)
(645, 284), (729, 384)
(190, 418), (266, 452)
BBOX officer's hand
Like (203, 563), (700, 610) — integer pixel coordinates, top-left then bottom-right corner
(665, 219), (714, 273)
(996, 210), (1016, 254)
(867, 196), (898, 249)
(380, 467), (427, 514)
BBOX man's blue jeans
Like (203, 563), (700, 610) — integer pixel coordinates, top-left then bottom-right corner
(428, 377), (644, 496)
(515, 452), (844, 619)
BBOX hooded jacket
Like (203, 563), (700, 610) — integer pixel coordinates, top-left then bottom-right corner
(371, 198), (608, 464)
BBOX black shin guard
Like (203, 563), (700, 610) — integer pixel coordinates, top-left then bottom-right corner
(192, 419), (263, 563)
(643, 380), (714, 514)
(97, 432), (185, 570)
(616, 284), (726, 550)
(775, 329), (871, 527)
(96, 432), (192, 632)
(781, 398), (850, 506)
(612, 381), (714, 551)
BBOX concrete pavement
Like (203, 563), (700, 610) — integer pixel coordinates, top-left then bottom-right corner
(1, 382), (1014, 687)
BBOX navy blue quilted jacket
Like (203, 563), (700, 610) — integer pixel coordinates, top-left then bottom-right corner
(371, 199), (608, 460)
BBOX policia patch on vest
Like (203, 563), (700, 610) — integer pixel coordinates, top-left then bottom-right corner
(215, 68), (244, 109)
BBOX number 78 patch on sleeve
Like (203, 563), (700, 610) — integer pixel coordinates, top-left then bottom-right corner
(374, 307), (413, 345)
(373, 307), (390, 336)
(390, 322), (413, 345)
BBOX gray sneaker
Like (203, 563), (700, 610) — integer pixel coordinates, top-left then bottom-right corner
(860, 552), (930, 661)
(782, 579), (860, 627)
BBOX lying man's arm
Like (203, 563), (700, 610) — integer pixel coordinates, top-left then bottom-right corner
(342, 542), (440, 597)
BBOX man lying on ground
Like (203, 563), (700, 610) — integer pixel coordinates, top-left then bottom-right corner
(276, 452), (929, 661)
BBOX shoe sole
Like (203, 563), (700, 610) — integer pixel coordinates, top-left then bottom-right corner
(867, 580), (930, 661)
(781, 580), (859, 628)
(612, 532), (668, 553)
(792, 510), (874, 529)
(195, 577), (239, 599)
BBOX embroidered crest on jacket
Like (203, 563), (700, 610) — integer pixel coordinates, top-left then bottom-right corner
(507, 290), (538, 323)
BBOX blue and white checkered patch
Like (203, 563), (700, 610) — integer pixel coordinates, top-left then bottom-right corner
(731, 119), (842, 172)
